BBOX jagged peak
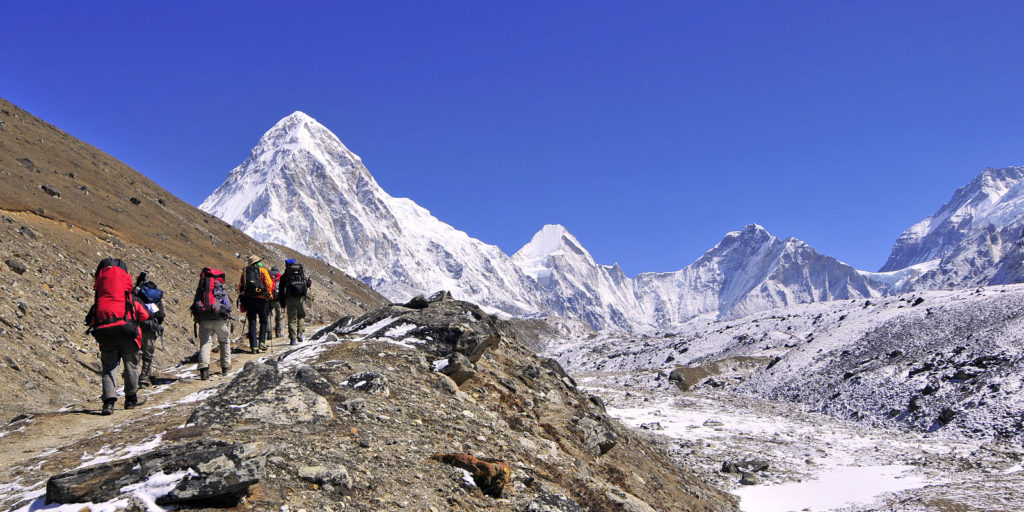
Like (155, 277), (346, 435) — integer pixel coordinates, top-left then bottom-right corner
(517, 224), (578, 258)
(723, 223), (774, 241)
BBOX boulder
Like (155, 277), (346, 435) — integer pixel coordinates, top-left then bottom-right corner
(739, 471), (760, 485)
(46, 440), (266, 505)
(336, 300), (502, 363)
(189, 361), (333, 426)
(440, 352), (477, 386)
(403, 295), (429, 309)
(293, 365), (334, 396)
(721, 459), (769, 474)
(297, 465), (352, 490)
(576, 416), (618, 456)
(4, 258), (27, 274)
(344, 371), (390, 397)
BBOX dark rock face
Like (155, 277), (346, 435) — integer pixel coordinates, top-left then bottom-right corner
(189, 361), (333, 426)
(45, 440), (266, 505)
(325, 298), (503, 363)
(293, 364), (335, 396)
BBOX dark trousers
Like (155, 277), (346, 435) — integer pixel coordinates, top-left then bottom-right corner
(99, 337), (140, 401)
(243, 297), (269, 350)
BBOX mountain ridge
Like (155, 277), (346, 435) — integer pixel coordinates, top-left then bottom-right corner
(201, 113), (1024, 331)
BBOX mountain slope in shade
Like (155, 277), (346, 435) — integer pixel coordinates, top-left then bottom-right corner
(881, 166), (1024, 272)
(200, 112), (540, 314)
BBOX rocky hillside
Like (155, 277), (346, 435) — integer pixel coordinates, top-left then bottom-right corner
(0, 295), (738, 512)
(549, 285), (1024, 442)
(0, 98), (389, 419)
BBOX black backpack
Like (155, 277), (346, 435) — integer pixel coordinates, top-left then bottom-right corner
(282, 263), (309, 297)
(242, 264), (264, 297)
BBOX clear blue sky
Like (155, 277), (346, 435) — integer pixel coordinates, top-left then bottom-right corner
(5, 1), (1024, 275)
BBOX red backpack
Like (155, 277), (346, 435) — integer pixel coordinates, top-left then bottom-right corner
(85, 258), (142, 343)
(190, 267), (233, 320)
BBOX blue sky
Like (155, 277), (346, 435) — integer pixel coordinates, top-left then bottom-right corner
(5, 1), (1024, 275)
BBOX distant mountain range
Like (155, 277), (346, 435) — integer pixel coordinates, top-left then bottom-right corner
(201, 112), (1024, 331)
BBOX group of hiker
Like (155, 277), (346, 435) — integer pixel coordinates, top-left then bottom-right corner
(84, 255), (312, 415)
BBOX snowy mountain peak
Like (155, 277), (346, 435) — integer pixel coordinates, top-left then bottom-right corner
(512, 224), (597, 281)
(881, 166), (1024, 271)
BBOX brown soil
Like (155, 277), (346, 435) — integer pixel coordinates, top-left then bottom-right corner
(0, 98), (389, 420)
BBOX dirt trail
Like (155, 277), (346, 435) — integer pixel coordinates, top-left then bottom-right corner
(0, 336), (297, 480)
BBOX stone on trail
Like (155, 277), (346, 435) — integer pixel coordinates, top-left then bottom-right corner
(45, 439), (267, 505)
(189, 361), (333, 426)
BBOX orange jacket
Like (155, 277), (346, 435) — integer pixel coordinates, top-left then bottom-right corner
(238, 263), (275, 301)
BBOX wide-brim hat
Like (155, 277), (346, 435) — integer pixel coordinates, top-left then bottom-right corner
(247, 255), (262, 265)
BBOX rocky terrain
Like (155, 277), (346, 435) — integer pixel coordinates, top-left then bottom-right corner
(576, 371), (1024, 512)
(548, 285), (1024, 443)
(0, 98), (389, 420)
(0, 295), (739, 512)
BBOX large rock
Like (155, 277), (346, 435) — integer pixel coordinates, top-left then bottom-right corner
(46, 440), (266, 505)
(439, 352), (477, 386)
(189, 361), (333, 426)
(330, 299), (503, 363)
(526, 494), (587, 512)
(575, 415), (618, 456)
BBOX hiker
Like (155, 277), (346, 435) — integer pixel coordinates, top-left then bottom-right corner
(189, 267), (233, 380)
(237, 255), (275, 353)
(268, 266), (283, 339)
(85, 258), (151, 415)
(132, 271), (166, 387)
(278, 258), (312, 345)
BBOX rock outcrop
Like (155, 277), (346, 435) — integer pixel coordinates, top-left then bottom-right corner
(11, 295), (739, 511)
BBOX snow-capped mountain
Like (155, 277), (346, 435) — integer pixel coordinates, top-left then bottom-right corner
(879, 166), (1024, 291)
(882, 167), (1024, 272)
(200, 112), (540, 314)
(201, 113), (1024, 333)
(512, 224), (645, 331)
(634, 224), (881, 323)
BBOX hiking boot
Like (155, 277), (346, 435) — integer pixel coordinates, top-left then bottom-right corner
(124, 395), (147, 409)
(221, 365), (231, 375)
(200, 368), (210, 380)
(289, 338), (296, 346)
(259, 344), (268, 352)
(298, 335), (304, 344)
(101, 399), (116, 416)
